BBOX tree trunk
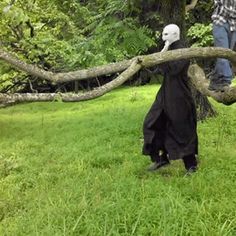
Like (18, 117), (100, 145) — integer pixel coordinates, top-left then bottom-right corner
(160, 0), (186, 39)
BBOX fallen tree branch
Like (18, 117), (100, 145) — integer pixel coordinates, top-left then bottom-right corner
(1, 63), (235, 107)
(188, 64), (236, 105)
(186, 0), (198, 13)
(0, 47), (236, 83)
(1, 47), (236, 106)
(0, 59), (142, 107)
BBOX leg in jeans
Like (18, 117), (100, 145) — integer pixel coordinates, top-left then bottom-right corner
(230, 30), (236, 79)
(209, 23), (233, 90)
(230, 30), (236, 51)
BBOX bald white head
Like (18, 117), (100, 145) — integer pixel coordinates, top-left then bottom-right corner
(162, 24), (180, 45)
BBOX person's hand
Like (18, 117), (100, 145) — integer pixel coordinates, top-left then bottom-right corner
(161, 40), (170, 52)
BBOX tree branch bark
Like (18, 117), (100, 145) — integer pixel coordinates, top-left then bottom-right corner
(0, 47), (236, 83)
(188, 64), (236, 105)
(0, 59), (142, 107)
(186, 0), (198, 13)
(1, 47), (236, 107)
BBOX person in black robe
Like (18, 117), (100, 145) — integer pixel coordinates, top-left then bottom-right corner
(142, 24), (198, 173)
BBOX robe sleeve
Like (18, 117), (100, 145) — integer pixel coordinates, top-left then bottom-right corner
(158, 59), (189, 76)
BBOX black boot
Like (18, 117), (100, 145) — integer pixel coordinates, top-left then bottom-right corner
(148, 153), (170, 171)
(182, 154), (198, 174)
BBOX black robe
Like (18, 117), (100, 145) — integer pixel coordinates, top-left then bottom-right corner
(142, 40), (198, 160)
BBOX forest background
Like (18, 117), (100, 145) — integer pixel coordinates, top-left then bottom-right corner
(0, 0), (214, 93)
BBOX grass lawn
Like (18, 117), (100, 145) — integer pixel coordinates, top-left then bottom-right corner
(0, 85), (236, 235)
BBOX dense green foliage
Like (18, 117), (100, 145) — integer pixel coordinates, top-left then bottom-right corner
(187, 23), (213, 47)
(0, 85), (236, 235)
(0, 0), (156, 92)
(0, 0), (214, 92)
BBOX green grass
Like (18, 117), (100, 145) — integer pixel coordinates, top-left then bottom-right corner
(0, 85), (236, 236)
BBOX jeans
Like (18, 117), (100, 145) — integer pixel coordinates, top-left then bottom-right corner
(212, 23), (236, 84)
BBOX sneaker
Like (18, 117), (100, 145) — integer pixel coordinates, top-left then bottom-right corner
(147, 160), (170, 171)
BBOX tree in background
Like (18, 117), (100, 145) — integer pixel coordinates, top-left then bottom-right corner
(1, 0), (215, 94)
(0, 0), (157, 93)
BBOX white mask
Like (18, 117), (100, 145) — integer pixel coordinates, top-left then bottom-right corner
(161, 24), (180, 52)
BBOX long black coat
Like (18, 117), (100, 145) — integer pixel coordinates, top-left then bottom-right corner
(142, 40), (198, 160)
